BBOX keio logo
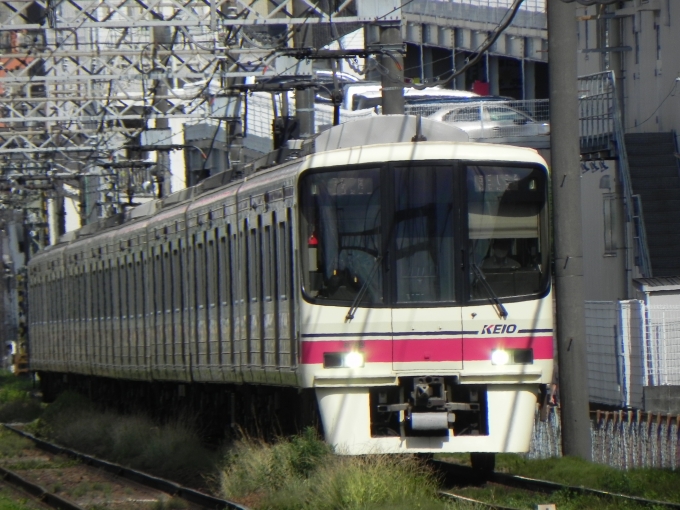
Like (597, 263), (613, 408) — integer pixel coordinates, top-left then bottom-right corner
(481, 324), (517, 335)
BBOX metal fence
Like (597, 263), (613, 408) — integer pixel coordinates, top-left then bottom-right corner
(585, 300), (680, 408)
(645, 306), (680, 386)
(404, 99), (550, 140)
(432, 0), (546, 12)
(531, 407), (680, 470)
(578, 73), (618, 152)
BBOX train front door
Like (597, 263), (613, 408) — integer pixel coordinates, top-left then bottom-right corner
(389, 164), (463, 372)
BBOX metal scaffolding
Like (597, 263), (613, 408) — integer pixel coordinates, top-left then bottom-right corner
(0, 0), (388, 224)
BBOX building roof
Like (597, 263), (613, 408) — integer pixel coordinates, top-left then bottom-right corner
(634, 277), (680, 293)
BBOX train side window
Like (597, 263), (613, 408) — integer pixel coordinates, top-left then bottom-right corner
(124, 259), (130, 323)
(218, 234), (228, 307)
(207, 236), (218, 308)
(278, 221), (288, 301)
(113, 258), (121, 324)
(126, 260), (134, 346)
(103, 262), (110, 320)
(154, 251), (162, 317)
(163, 248), (171, 313)
(286, 208), (296, 363)
(196, 236), (206, 310)
(94, 267), (101, 335)
(263, 225), (273, 302)
(120, 260), (128, 322)
(172, 245), (181, 311)
(248, 227), (259, 303)
(134, 257), (141, 318)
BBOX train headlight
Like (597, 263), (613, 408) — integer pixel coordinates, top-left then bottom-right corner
(323, 351), (365, 368)
(491, 349), (510, 365)
(344, 351), (365, 368)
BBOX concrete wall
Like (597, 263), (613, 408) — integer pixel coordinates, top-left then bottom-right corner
(644, 386), (680, 414)
(581, 160), (628, 301)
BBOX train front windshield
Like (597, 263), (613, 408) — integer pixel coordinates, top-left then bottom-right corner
(299, 162), (549, 306)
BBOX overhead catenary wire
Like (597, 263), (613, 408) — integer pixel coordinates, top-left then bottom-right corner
(0, 0), (447, 214)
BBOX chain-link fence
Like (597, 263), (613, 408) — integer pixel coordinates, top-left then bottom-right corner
(586, 300), (680, 407)
(645, 306), (680, 386)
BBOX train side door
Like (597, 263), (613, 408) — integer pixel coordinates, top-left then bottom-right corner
(390, 164), (464, 372)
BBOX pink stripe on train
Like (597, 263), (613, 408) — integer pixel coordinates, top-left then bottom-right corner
(300, 336), (553, 364)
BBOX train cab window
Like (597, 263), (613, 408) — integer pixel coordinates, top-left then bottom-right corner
(300, 168), (383, 305)
(467, 165), (549, 301)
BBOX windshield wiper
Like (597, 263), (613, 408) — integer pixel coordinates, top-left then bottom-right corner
(471, 263), (508, 319)
(346, 254), (383, 321)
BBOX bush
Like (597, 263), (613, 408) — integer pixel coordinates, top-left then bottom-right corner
(219, 430), (449, 510)
(220, 427), (333, 500)
(132, 419), (216, 484)
(0, 371), (42, 423)
(37, 392), (216, 486)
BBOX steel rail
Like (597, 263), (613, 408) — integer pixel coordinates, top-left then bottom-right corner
(432, 460), (680, 509)
(0, 464), (85, 510)
(4, 424), (250, 510)
(439, 490), (520, 510)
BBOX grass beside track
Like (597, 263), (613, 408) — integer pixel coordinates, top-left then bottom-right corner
(0, 372), (41, 424)
(496, 454), (680, 503)
(2, 373), (680, 509)
(441, 452), (680, 508)
(218, 429), (462, 510)
(26, 391), (217, 488)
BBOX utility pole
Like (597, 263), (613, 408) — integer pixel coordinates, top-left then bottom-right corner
(293, 0), (315, 138)
(153, 25), (173, 198)
(380, 24), (404, 115)
(548, 0), (592, 460)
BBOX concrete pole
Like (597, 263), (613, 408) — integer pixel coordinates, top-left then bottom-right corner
(455, 52), (467, 91)
(293, 0), (315, 138)
(488, 55), (499, 96)
(153, 25), (172, 197)
(380, 24), (404, 115)
(548, 0), (592, 461)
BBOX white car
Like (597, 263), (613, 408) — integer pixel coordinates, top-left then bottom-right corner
(342, 84), (481, 111)
(427, 103), (550, 139)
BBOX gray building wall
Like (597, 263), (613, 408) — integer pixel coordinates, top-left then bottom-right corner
(576, 1), (680, 140)
(581, 160), (628, 301)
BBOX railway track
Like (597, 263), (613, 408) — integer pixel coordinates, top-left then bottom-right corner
(1, 424), (250, 510)
(433, 459), (680, 510)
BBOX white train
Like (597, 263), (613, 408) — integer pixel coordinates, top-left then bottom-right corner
(27, 116), (552, 464)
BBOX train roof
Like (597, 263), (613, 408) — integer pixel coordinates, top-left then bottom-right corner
(35, 116), (547, 255)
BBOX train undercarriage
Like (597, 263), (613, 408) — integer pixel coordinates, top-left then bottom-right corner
(37, 370), (541, 468)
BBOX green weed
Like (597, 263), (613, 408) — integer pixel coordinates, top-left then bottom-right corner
(219, 430), (453, 510)
(493, 454), (680, 503)
(0, 371), (42, 423)
(152, 497), (189, 510)
(0, 428), (33, 458)
(36, 392), (216, 486)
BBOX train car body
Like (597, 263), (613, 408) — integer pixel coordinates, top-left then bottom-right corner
(28, 116), (552, 456)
